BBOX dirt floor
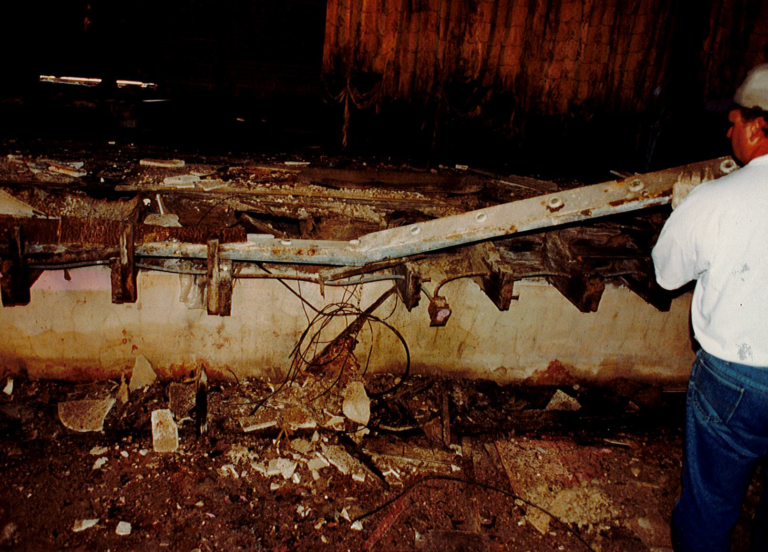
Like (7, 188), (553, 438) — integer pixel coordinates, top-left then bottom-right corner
(0, 373), (763, 552)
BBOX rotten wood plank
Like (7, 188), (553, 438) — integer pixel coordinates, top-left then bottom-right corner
(206, 239), (233, 316)
(0, 225), (31, 306)
(110, 222), (137, 304)
(469, 243), (518, 311)
(618, 260), (672, 312)
(543, 230), (605, 313)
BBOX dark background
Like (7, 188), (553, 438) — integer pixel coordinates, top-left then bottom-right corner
(1, 0), (766, 180)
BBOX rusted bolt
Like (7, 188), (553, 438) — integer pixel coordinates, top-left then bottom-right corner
(628, 179), (644, 192)
(548, 196), (563, 210)
(475, 212), (487, 223)
(720, 158), (738, 174)
(410, 225), (421, 236)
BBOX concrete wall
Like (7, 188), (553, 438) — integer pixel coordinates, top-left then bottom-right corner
(0, 267), (695, 386)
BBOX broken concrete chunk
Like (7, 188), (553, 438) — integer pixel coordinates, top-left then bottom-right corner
(72, 519), (99, 532)
(115, 521), (132, 536)
(545, 389), (581, 412)
(129, 355), (156, 392)
(163, 174), (199, 188)
(281, 406), (318, 431)
(320, 444), (367, 479)
(200, 179), (227, 191)
(323, 414), (345, 430)
(151, 409), (179, 453)
(239, 408), (279, 432)
(267, 458), (298, 480)
(41, 159), (87, 177)
(291, 438), (313, 455)
(93, 457), (108, 470)
(58, 398), (116, 432)
(342, 382), (371, 425)
(2, 378), (12, 396)
(143, 213), (182, 227)
(308, 456), (330, 471)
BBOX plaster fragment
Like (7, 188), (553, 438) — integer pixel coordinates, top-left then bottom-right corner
(545, 389), (581, 412)
(58, 398), (115, 432)
(115, 521), (132, 536)
(342, 382), (371, 425)
(129, 355), (157, 392)
(151, 409), (179, 453)
(239, 408), (279, 432)
(267, 458), (298, 480)
(72, 519), (99, 532)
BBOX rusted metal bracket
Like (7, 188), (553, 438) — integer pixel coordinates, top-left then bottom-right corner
(0, 225), (32, 306)
(206, 239), (233, 316)
(110, 222), (137, 304)
(391, 262), (422, 312)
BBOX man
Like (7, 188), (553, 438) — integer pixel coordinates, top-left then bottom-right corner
(652, 64), (768, 552)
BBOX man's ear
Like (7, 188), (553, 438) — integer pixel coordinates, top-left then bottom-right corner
(747, 117), (768, 142)
(757, 117), (768, 139)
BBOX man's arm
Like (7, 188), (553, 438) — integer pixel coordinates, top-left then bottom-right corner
(651, 194), (711, 290)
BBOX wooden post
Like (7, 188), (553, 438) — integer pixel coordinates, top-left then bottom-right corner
(207, 239), (233, 316)
(110, 222), (137, 304)
(0, 225), (32, 306)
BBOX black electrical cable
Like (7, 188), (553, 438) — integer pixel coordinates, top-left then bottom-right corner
(352, 475), (598, 552)
(247, 284), (409, 414)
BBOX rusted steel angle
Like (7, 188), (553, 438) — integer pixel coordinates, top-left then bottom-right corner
(134, 157), (737, 267)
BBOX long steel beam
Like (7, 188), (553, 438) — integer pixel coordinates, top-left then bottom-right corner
(130, 157), (738, 266)
(24, 157), (737, 267)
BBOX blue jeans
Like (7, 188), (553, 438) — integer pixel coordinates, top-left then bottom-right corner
(672, 349), (768, 552)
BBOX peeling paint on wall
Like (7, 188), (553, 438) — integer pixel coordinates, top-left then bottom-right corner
(0, 267), (694, 386)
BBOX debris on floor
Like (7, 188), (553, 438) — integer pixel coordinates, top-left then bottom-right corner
(0, 373), (763, 551)
(129, 355), (157, 392)
(57, 398), (116, 432)
(151, 409), (179, 453)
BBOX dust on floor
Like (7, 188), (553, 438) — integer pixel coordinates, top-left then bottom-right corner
(0, 374), (762, 552)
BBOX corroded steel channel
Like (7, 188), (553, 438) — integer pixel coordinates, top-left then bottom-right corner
(130, 157), (737, 266)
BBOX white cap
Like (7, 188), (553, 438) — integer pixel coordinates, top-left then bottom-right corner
(734, 64), (768, 111)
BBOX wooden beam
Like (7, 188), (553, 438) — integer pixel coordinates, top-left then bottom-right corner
(618, 259), (672, 312)
(0, 225), (31, 306)
(207, 239), (233, 316)
(469, 243), (518, 311)
(110, 222), (137, 304)
(543, 231), (605, 313)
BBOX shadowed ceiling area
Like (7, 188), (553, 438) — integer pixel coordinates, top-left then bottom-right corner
(1, 0), (767, 175)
